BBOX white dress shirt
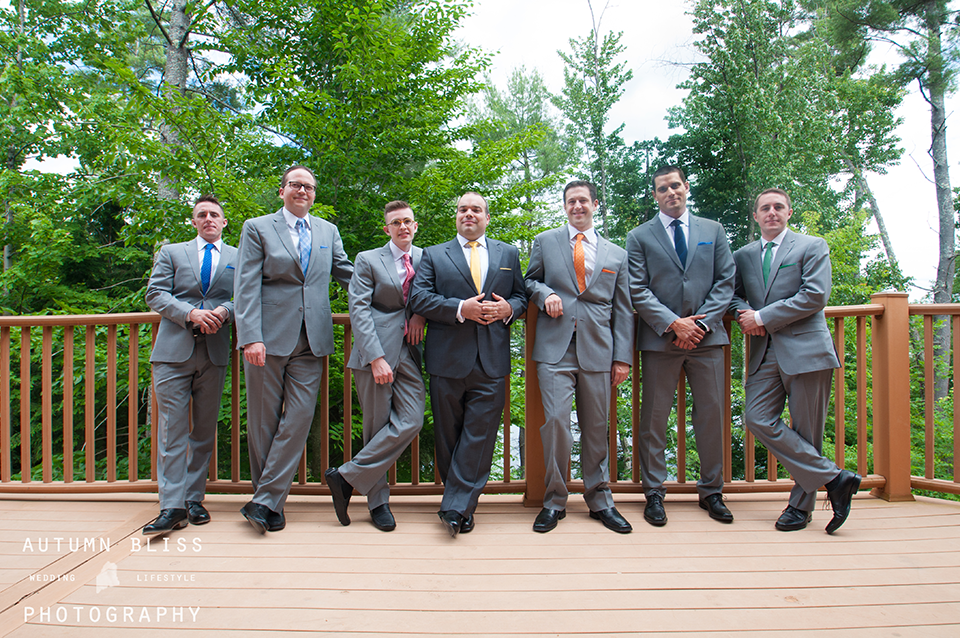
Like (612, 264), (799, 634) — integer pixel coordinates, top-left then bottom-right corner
(754, 227), (789, 327)
(567, 224), (598, 283)
(282, 207), (311, 252)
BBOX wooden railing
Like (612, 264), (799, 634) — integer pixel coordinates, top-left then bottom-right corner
(0, 292), (955, 502)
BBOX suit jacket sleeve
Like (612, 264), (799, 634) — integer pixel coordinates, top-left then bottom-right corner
(730, 250), (753, 315)
(627, 229), (679, 336)
(503, 244), (527, 324)
(695, 225), (736, 329)
(348, 252), (385, 364)
(234, 219), (265, 347)
(330, 224), (354, 291)
(408, 246), (461, 325)
(524, 236), (555, 309)
(145, 245), (195, 329)
(758, 236), (832, 333)
(611, 248), (634, 365)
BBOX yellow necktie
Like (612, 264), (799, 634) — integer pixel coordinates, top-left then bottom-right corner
(467, 240), (482, 293)
(574, 233), (586, 293)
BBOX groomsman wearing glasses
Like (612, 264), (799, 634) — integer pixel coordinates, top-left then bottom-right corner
(326, 201), (426, 531)
(144, 195), (236, 534)
(235, 166), (353, 533)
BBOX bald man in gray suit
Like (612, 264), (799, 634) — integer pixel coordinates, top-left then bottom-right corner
(235, 165), (353, 534)
(525, 180), (633, 534)
(326, 201), (426, 532)
(144, 194), (236, 535)
(627, 165), (735, 527)
(731, 188), (861, 534)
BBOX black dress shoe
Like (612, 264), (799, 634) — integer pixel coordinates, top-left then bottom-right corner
(438, 510), (463, 537)
(775, 505), (812, 531)
(825, 469), (862, 534)
(143, 509), (187, 535)
(370, 504), (396, 532)
(325, 468), (353, 526)
(589, 507), (632, 533)
(643, 494), (667, 527)
(533, 508), (565, 533)
(185, 500), (210, 525)
(699, 493), (734, 523)
(460, 514), (475, 534)
(267, 509), (285, 532)
(240, 501), (271, 534)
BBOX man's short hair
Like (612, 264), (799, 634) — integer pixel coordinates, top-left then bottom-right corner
(563, 180), (597, 203)
(754, 188), (792, 211)
(458, 191), (489, 214)
(384, 200), (411, 220)
(193, 194), (222, 213)
(281, 165), (316, 188)
(653, 165), (687, 183)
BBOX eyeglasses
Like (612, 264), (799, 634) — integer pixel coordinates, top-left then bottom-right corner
(285, 181), (316, 193)
(387, 219), (416, 229)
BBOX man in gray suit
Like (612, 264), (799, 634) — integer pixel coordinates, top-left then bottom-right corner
(524, 180), (633, 534)
(144, 194), (236, 534)
(731, 188), (861, 534)
(325, 201), (426, 532)
(235, 166), (354, 534)
(409, 192), (527, 537)
(627, 165), (735, 527)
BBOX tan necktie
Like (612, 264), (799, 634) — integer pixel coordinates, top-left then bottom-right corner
(574, 233), (586, 293)
(467, 240), (482, 293)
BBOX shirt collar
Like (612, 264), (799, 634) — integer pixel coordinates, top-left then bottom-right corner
(658, 210), (690, 230)
(388, 241), (412, 262)
(457, 234), (486, 249)
(762, 228), (789, 248)
(282, 207), (310, 229)
(567, 224), (597, 243)
(196, 237), (222, 252)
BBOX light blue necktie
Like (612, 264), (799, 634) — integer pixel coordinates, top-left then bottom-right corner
(296, 219), (311, 274)
(200, 244), (213, 308)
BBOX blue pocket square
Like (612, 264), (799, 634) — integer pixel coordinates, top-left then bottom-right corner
(319, 245), (329, 249)
(697, 241), (713, 246)
(225, 265), (235, 270)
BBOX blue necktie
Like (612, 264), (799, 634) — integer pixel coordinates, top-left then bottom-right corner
(671, 219), (687, 266)
(296, 219), (311, 274)
(200, 243), (213, 304)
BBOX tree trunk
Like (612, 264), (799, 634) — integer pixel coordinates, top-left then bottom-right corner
(925, 3), (954, 402)
(844, 158), (900, 274)
(156, 0), (190, 202)
(5, 0), (25, 280)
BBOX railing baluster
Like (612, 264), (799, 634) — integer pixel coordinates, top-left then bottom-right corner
(676, 369), (686, 484)
(343, 326), (352, 465)
(607, 376), (616, 484)
(128, 324), (139, 482)
(20, 327), (31, 483)
(834, 317), (845, 468)
(955, 316), (960, 485)
(0, 327), (8, 483)
(924, 315), (934, 479)
(150, 322), (158, 481)
(42, 326), (52, 483)
(631, 348), (640, 483)
(231, 327), (240, 483)
(63, 327), (74, 483)
(320, 355), (330, 480)
(85, 325), (95, 482)
(504, 374), (512, 483)
(106, 325), (117, 482)
(856, 316), (867, 476)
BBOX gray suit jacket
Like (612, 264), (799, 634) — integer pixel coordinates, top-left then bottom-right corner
(524, 226), (633, 371)
(347, 242), (423, 371)
(235, 209), (353, 357)
(731, 229), (840, 376)
(409, 237), (526, 379)
(146, 238), (237, 366)
(627, 214), (735, 351)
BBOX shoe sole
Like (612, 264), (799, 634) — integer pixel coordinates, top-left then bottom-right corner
(643, 512), (667, 527)
(533, 510), (566, 533)
(142, 519), (188, 536)
(188, 517), (210, 525)
(241, 510), (267, 534)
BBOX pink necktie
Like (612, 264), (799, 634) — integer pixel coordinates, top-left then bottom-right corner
(402, 253), (415, 303)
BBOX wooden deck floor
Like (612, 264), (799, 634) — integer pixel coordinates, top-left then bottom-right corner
(0, 491), (958, 637)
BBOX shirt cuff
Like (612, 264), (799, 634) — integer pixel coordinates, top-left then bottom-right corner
(754, 310), (765, 326)
(456, 300), (465, 323)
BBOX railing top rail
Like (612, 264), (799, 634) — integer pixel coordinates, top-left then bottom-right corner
(908, 303), (960, 316)
(0, 312), (355, 328)
(825, 304), (885, 318)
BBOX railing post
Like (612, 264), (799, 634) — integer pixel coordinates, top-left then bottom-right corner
(870, 292), (914, 502)
(523, 307), (545, 507)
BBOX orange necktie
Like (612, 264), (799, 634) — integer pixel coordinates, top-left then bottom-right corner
(574, 233), (586, 293)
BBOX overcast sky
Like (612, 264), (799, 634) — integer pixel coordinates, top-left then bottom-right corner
(457, 0), (956, 299)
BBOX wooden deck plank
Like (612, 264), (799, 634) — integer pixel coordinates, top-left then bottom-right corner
(1, 493), (958, 637)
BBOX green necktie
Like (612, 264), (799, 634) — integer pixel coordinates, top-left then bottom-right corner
(762, 241), (774, 285)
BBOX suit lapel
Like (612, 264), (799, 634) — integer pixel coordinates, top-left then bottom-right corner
(553, 227), (579, 289)
(182, 240), (201, 285)
(411, 245), (423, 271)
(272, 211), (300, 269)
(208, 245), (231, 288)
(308, 214), (325, 280)
(651, 219), (683, 270)
(764, 230), (795, 299)
(684, 217), (703, 272)
(483, 239), (501, 294)
(378, 243), (403, 294)
(445, 240), (475, 292)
